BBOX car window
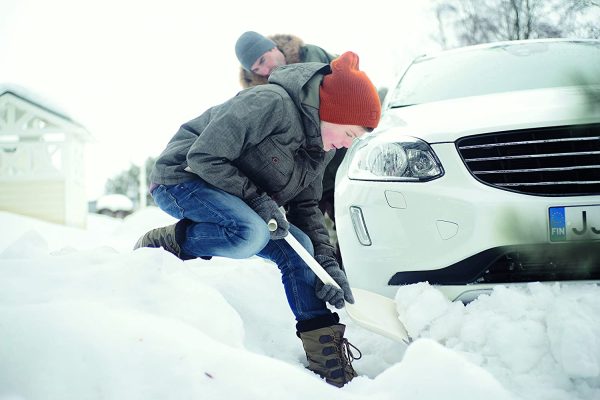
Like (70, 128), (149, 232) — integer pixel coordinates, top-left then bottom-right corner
(389, 41), (600, 107)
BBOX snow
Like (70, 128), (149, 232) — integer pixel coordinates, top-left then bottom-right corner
(0, 208), (599, 400)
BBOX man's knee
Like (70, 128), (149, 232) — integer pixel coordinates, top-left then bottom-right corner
(227, 223), (270, 258)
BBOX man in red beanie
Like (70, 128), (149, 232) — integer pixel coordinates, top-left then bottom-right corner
(134, 51), (380, 387)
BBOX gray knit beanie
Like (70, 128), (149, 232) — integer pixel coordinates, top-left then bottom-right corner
(235, 31), (276, 71)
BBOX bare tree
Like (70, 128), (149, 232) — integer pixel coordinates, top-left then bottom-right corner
(434, 3), (456, 49)
(570, 0), (600, 8)
(432, 0), (599, 48)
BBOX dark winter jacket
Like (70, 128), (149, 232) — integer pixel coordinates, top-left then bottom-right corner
(151, 62), (337, 261)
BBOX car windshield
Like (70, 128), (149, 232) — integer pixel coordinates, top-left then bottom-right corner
(389, 41), (600, 107)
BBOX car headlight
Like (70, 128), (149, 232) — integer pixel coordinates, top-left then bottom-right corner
(348, 133), (444, 181)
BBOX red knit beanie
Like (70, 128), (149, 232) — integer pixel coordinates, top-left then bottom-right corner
(319, 51), (381, 129)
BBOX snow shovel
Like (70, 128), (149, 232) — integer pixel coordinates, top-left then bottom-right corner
(268, 220), (411, 344)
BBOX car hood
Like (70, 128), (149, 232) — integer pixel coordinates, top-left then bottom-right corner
(378, 85), (600, 143)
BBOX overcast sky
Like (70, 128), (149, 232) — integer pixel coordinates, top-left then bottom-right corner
(0, 0), (440, 200)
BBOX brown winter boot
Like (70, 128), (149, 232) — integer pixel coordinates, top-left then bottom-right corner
(298, 323), (362, 387)
(133, 219), (192, 259)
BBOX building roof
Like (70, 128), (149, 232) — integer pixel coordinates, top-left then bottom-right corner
(0, 83), (91, 140)
(0, 83), (82, 126)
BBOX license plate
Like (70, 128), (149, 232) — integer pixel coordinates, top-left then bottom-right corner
(549, 205), (600, 242)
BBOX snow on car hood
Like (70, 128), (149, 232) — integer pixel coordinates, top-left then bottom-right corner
(378, 85), (600, 143)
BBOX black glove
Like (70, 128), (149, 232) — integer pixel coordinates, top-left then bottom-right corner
(248, 195), (289, 240)
(314, 255), (355, 309)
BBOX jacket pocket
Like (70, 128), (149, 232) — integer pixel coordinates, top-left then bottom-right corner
(236, 137), (294, 192)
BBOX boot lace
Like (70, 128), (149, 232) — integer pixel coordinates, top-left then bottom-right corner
(160, 234), (177, 251)
(334, 336), (362, 378)
(341, 338), (362, 363)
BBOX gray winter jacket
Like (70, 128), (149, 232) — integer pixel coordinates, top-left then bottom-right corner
(151, 62), (337, 260)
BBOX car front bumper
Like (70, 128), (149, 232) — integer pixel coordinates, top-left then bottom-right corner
(335, 142), (600, 298)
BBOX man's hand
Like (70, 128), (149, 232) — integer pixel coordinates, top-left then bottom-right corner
(249, 195), (289, 240)
(314, 256), (355, 309)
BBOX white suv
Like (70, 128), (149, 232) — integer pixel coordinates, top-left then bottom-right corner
(335, 39), (600, 302)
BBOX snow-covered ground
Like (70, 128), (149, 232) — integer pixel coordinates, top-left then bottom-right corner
(0, 208), (598, 400)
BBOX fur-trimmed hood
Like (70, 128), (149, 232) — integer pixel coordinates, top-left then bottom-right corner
(239, 34), (328, 88)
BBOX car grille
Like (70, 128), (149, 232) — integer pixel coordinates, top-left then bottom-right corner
(478, 243), (600, 283)
(456, 124), (600, 196)
(388, 242), (600, 286)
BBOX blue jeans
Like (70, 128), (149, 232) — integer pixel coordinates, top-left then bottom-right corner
(151, 179), (332, 322)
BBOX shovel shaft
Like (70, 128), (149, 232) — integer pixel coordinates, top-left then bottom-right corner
(268, 219), (341, 289)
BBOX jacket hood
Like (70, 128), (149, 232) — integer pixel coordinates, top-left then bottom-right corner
(268, 61), (331, 147)
(239, 34), (306, 88)
(268, 62), (328, 103)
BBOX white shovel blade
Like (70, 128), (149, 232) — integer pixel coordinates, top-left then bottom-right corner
(346, 288), (410, 344)
(281, 231), (410, 344)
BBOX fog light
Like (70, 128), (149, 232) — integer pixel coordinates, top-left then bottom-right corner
(350, 206), (372, 246)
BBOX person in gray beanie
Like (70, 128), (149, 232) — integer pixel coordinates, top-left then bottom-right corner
(235, 31), (335, 87)
(235, 31), (281, 73)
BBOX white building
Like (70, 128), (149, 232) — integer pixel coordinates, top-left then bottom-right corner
(0, 84), (92, 227)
